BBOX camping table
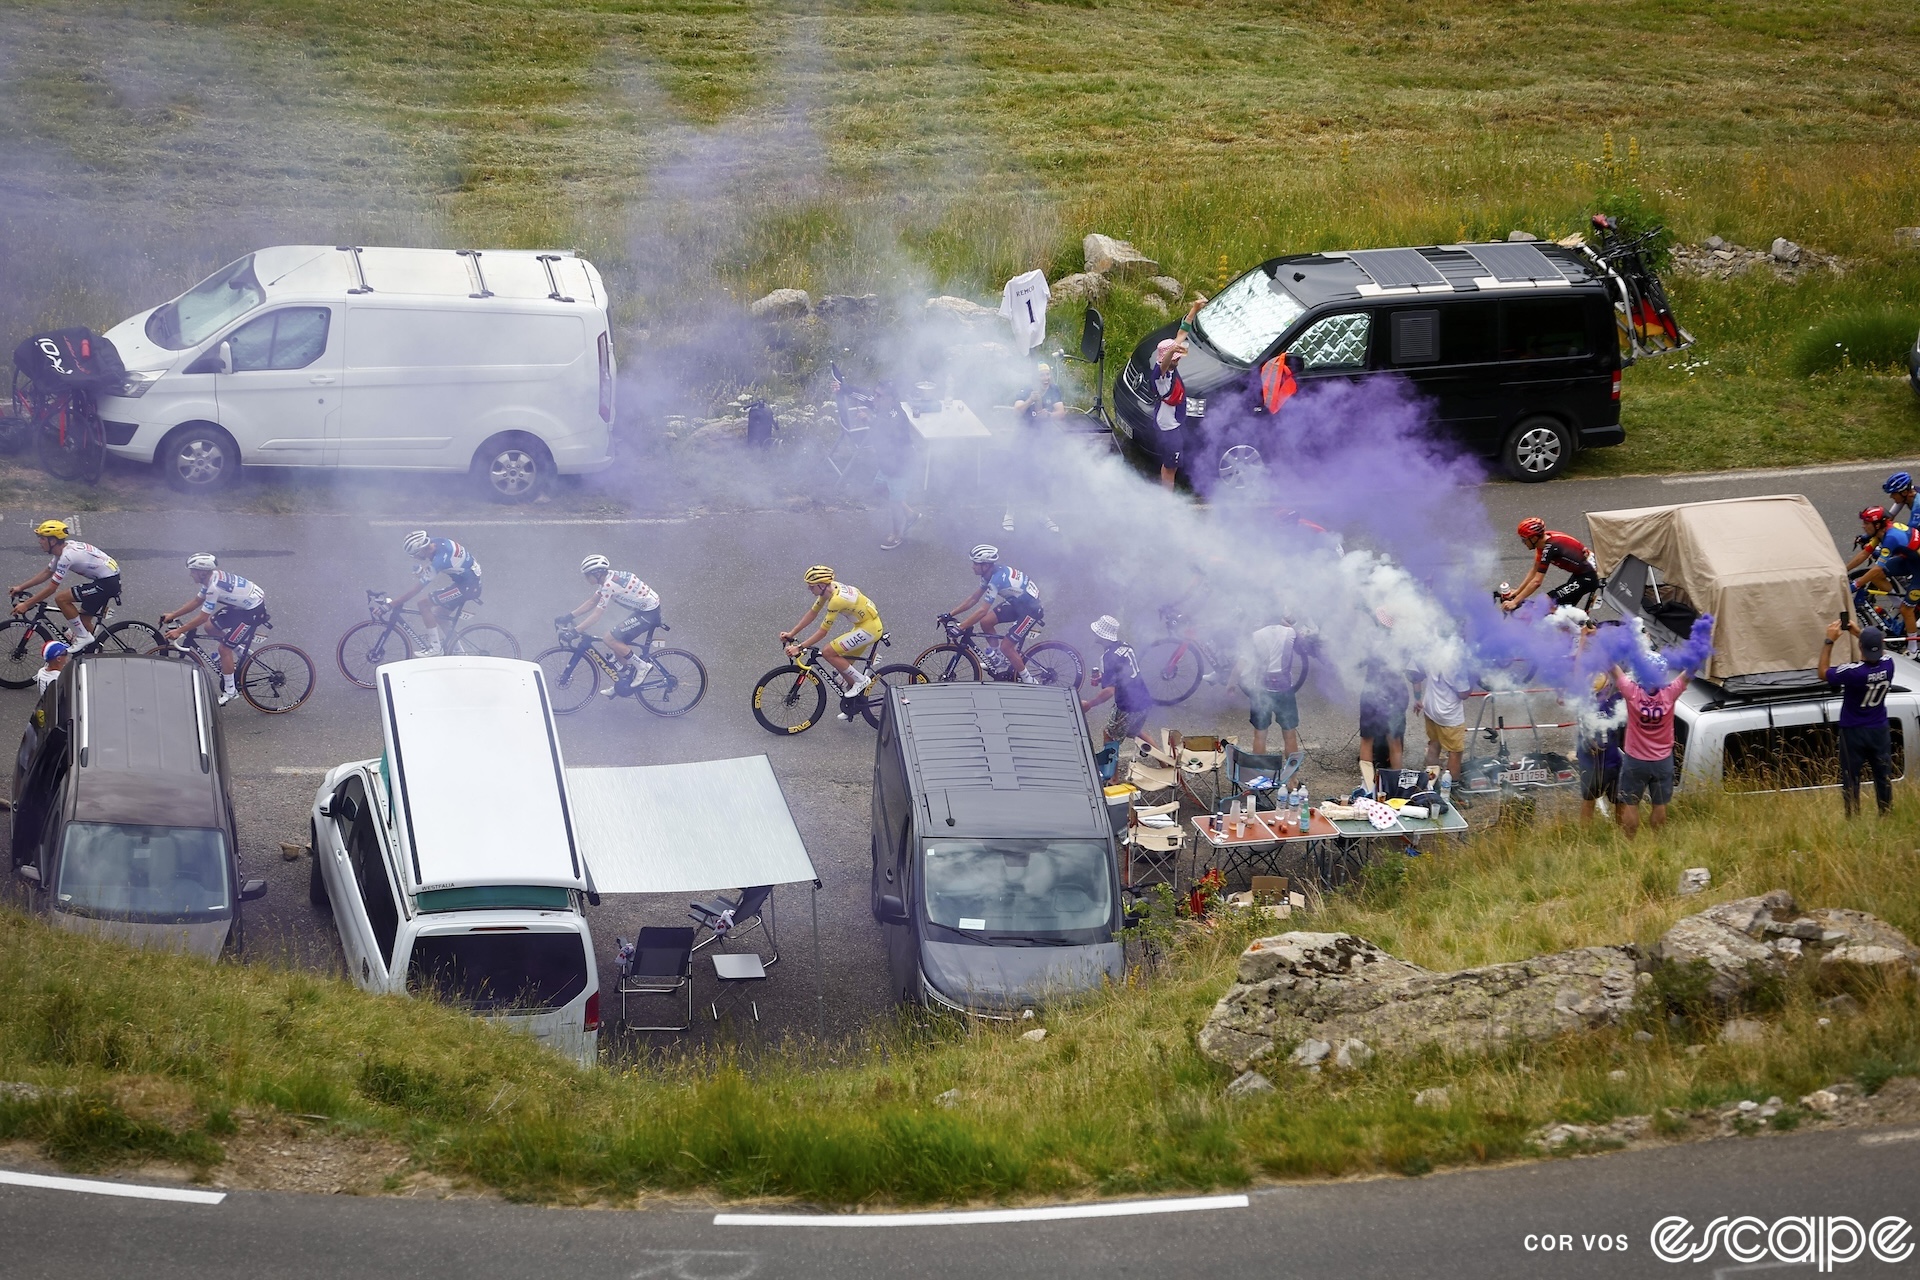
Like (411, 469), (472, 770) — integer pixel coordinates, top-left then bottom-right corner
(709, 951), (767, 1022)
(901, 399), (991, 490)
(1318, 806), (1470, 884)
(1191, 811), (1342, 885)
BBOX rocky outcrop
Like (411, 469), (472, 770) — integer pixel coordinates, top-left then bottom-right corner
(1652, 890), (1920, 1002)
(1670, 237), (1847, 281)
(922, 295), (999, 328)
(1082, 233), (1158, 278)
(815, 293), (879, 322)
(748, 288), (811, 320)
(1048, 272), (1108, 304)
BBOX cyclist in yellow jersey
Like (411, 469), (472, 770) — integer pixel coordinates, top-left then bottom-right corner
(782, 565), (882, 702)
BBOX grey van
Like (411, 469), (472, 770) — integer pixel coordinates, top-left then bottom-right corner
(871, 682), (1124, 1016)
(10, 654), (262, 957)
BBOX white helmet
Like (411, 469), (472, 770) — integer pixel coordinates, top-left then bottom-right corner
(403, 530), (432, 556)
(1090, 615), (1121, 642)
(969, 544), (1000, 564)
(580, 554), (611, 576)
(185, 553), (218, 572)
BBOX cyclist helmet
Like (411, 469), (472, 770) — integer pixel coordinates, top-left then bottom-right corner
(33, 519), (68, 540)
(803, 564), (835, 585)
(185, 553), (218, 572)
(41, 640), (68, 662)
(1517, 517), (1546, 541)
(1090, 615), (1121, 643)
(1861, 506), (1888, 525)
(402, 530), (432, 556)
(1886, 473), (1914, 496)
(579, 554), (611, 576)
(969, 544), (1000, 564)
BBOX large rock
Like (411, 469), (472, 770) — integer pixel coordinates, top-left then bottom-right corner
(1082, 233), (1158, 278)
(923, 295), (999, 328)
(815, 293), (879, 322)
(1653, 891), (1920, 1001)
(749, 289), (811, 321)
(1049, 272), (1108, 304)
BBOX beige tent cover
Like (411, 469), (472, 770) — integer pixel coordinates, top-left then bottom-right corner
(1587, 495), (1853, 679)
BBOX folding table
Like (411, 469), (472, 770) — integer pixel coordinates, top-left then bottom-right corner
(901, 399), (991, 490)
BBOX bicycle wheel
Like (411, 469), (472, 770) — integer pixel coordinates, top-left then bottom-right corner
(857, 663), (929, 728)
(0, 618), (51, 689)
(912, 642), (981, 683)
(240, 644), (316, 713)
(751, 664), (826, 735)
(1022, 640), (1085, 690)
(337, 620), (411, 690)
(633, 647), (708, 718)
(98, 619), (164, 656)
(534, 644), (600, 714)
(37, 413), (93, 482)
(452, 623), (521, 660)
(1141, 638), (1204, 705)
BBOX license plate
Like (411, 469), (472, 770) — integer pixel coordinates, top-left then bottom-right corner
(1114, 414), (1133, 438)
(1500, 767), (1554, 785)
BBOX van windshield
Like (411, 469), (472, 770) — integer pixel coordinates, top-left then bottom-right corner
(406, 931), (588, 1013)
(1193, 267), (1307, 365)
(55, 823), (230, 922)
(145, 255), (265, 351)
(923, 839), (1113, 942)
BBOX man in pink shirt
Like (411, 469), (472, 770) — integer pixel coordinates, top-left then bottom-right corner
(1612, 666), (1690, 838)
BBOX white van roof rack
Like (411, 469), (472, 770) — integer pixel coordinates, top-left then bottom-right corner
(455, 249), (494, 299)
(536, 254), (575, 303)
(336, 246), (374, 295)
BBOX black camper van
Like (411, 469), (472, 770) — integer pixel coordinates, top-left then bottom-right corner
(871, 682), (1123, 1016)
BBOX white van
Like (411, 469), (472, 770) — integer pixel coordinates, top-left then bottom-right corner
(308, 656), (601, 1064)
(97, 245), (615, 501)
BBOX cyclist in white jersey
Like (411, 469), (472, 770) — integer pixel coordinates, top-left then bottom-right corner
(560, 555), (662, 695)
(162, 554), (269, 705)
(8, 519), (122, 650)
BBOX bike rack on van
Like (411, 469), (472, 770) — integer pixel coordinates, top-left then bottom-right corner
(456, 249), (494, 299)
(536, 254), (575, 304)
(337, 246), (374, 295)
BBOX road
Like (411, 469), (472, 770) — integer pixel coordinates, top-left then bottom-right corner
(4, 1122), (1918, 1278)
(0, 455), (1904, 1046)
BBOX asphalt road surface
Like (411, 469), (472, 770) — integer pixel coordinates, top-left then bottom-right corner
(4, 1122), (1918, 1278)
(0, 456), (1905, 1048)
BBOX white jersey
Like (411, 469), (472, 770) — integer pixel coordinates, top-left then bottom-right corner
(197, 570), (266, 613)
(35, 665), (61, 694)
(594, 570), (659, 612)
(49, 541), (118, 584)
(999, 270), (1050, 354)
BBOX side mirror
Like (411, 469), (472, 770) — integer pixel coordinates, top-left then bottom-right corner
(877, 893), (909, 926)
(316, 798), (332, 818)
(1080, 307), (1106, 364)
(238, 878), (268, 902)
(217, 341), (234, 376)
(16, 864), (41, 885)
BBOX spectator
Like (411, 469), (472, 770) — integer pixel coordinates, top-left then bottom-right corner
(1081, 615), (1154, 746)
(34, 639), (69, 694)
(1820, 619), (1895, 817)
(1003, 363), (1065, 534)
(1575, 673), (1623, 825)
(1237, 621), (1300, 758)
(1412, 657), (1467, 785)
(851, 379), (918, 552)
(1612, 663), (1691, 839)
(1148, 298), (1206, 489)
(1357, 618), (1409, 792)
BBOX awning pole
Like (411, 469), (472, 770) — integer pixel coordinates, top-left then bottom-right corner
(812, 878), (824, 1042)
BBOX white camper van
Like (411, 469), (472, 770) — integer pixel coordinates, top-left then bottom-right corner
(97, 246), (615, 501)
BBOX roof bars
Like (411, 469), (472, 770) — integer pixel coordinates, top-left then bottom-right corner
(536, 254), (575, 303)
(337, 246), (373, 295)
(456, 249), (494, 299)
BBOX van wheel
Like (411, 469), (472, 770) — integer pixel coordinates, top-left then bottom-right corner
(473, 433), (551, 503)
(158, 423), (239, 492)
(308, 820), (330, 911)
(1501, 416), (1571, 483)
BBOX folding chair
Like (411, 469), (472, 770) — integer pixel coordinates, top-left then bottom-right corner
(688, 884), (779, 967)
(1122, 799), (1185, 888)
(617, 926), (695, 1032)
(1223, 743), (1303, 809)
(1175, 734), (1228, 812)
(826, 386), (879, 485)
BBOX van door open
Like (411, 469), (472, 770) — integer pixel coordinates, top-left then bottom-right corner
(210, 305), (341, 466)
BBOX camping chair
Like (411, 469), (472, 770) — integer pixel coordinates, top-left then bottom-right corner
(826, 380), (881, 486)
(1122, 799), (1184, 888)
(618, 926), (696, 1033)
(1224, 743), (1303, 809)
(688, 884), (779, 967)
(1175, 734), (1228, 812)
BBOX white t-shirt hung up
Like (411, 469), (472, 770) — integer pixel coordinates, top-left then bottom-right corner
(999, 270), (1050, 354)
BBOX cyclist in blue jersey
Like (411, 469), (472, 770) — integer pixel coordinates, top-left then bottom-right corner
(390, 530), (482, 657)
(1853, 507), (1920, 656)
(946, 544), (1044, 683)
(161, 554), (269, 704)
(1884, 472), (1918, 530)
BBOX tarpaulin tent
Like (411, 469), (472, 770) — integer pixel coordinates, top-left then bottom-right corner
(1587, 494), (1854, 680)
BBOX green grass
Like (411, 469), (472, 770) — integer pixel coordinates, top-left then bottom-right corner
(3, 788), (1916, 1204)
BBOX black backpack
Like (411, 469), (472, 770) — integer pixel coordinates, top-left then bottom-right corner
(12, 328), (125, 392)
(744, 399), (777, 448)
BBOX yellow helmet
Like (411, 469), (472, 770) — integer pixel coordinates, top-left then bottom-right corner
(34, 520), (69, 540)
(803, 565), (835, 585)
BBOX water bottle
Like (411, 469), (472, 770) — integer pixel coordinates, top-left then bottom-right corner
(1439, 769), (1453, 813)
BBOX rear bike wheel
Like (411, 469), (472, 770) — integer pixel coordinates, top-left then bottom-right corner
(1141, 638), (1204, 705)
(633, 647), (708, 717)
(37, 405), (102, 483)
(912, 642), (981, 683)
(534, 644), (600, 713)
(451, 623), (520, 660)
(0, 618), (52, 689)
(240, 644), (316, 713)
(751, 664), (826, 735)
(1021, 640), (1085, 690)
(337, 620), (411, 689)
(856, 663), (929, 728)
(98, 619), (164, 655)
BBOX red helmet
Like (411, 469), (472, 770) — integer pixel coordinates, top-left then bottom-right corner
(1862, 506), (1888, 525)
(1517, 517), (1546, 540)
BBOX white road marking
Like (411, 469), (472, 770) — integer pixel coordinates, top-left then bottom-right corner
(365, 518), (688, 527)
(0, 1169), (226, 1204)
(714, 1192), (1248, 1227)
(1858, 1127), (1920, 1146)
(1661, 461), (1900, 486)
(271, 766), (330, 776)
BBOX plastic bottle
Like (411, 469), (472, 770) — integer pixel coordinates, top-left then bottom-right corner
(1438, 769), (1453, 813)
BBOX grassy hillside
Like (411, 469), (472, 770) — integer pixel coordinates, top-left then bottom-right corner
(0, 0), (1916, 472)
(3, 789), (1916, 1204)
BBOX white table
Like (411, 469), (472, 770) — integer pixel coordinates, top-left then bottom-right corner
(710, 951), (767, 1022)
(901, 399), (991, 490)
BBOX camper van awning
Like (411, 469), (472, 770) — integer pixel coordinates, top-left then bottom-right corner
(566, 755), (817, 895)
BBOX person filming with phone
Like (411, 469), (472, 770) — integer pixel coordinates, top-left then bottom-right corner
(1820, 616), (1896, 818)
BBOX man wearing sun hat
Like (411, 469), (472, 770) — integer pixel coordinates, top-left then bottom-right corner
(1081, 615), (1154, 746)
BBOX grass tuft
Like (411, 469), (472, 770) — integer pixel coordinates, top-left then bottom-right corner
(1791, 309), (1920, 378)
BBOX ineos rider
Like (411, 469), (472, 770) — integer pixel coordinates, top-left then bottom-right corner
(559, 554), (661, 697)
(391, 530), (482, 657)
(1502, 517), (1600, 613)
(8, 520), (121, 650)
(782, 565), (882, 714)
(161, 554), (269, 705)
(947, 544), (1043, 683)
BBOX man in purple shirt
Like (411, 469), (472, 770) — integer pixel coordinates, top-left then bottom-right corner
(1612, 665), (1691, 839)
(1820, 620), (1895, 816)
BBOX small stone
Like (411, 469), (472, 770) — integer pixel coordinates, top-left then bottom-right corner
(1704, 235), (1728, 251)
(1140, 294), (1169, 318)
(1021, 1028), (1047, 1043)
(748, 288), (811, 321)
(280, 841), (308, 862)
(934, 1088), (960, 1109)
(1413, 1086), (1451, 1109)
(1818, 1017), (1831, 1028)
(1020, 1008), (1035, 1020)
(1608, 1069), (1629, 1082)
(1048, 272), (1108, 304)
(1226, 1070), (1275, 1098)
(1633, 1030), (1655, 1043)
(1082, 233), (1158, 278)
(1820, 993), (1862, 1016)
(1289, 1038), (1332, 1067)
(923, 295), (999, 327)
(1506, 230), (1539, 242)
(1146, 275), (1185, 299)
(1736, 1099), (1759, 1113)
(1801, 1089), (1839, 1113)
(1677, 867), (1711, 895)
(814, 293), (879, 322)
(1719, 1018), (1768, 1046)
(1770, 237), (1803, 264)
(1333, 1038), (1374, 1070)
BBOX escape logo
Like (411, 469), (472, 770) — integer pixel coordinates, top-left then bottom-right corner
(1650, 1215), (1913, 1270)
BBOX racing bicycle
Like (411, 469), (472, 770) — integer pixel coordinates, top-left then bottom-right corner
(534, 620), (708, 716)
(104, 613), (316, 713)
(1140, 605), (1313, 706)
(751, 634), (926, 734)
(0, 591), (155, 688)
(10, 348), (109, 484)
(336, 588), (520, 688)
(912, 613), (1085, 689)
(1852, 577), (1912, 641)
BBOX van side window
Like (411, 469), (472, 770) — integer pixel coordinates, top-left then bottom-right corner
(1289, 313), (1371, 371)
(227, 307), (331, 372)
(1441, 302), (1499, 364)
(1389, 311), (1439, 365)
(337, 776), (402, 962)
(1500, 298), (1590, 360)
(1722, 720), (1906, 792)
